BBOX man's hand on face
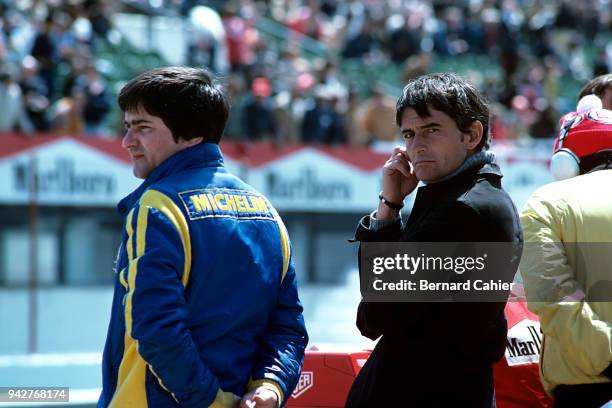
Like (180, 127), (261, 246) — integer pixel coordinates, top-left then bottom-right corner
(378, 146), (418, 220)
(240, 386), (279, 408)
(382, 146), (418, 201)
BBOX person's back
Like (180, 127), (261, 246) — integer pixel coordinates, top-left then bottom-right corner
(520, 101), (612, 407)
(521, 169), (612, 391)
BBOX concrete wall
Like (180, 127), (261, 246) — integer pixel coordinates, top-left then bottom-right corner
(0, 288), (113, 355)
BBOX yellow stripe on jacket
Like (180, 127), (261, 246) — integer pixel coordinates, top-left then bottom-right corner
(269, 205), (291, 284)
(110, 191), (192, 406)
(110, 207), (149, 407)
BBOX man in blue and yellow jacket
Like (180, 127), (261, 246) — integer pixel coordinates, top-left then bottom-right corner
(98, 67), (308, 408)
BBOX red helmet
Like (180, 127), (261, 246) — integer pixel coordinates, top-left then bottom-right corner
(550, 96), (612, 180)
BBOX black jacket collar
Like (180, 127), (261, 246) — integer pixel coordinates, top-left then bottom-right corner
(419, 162), (503, 194)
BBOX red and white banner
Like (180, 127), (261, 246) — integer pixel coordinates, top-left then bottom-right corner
(0, 134), (554, 211)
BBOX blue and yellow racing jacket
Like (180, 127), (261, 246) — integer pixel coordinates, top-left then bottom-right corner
(98, 143), (308, 408)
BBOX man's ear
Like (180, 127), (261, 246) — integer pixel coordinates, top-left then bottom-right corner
(465, 120), (483, 151)
(183, 137), (204, 147)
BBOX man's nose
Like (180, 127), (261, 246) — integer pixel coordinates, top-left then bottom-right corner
(411, 133), (427, 153)
(121, 129), (135, 149)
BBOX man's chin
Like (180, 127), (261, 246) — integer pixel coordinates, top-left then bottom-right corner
(415, 171), (432, 183)
(132, 167), (148, 179)
(416, 172), (442, 184)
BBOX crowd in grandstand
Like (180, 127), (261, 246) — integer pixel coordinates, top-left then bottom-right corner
(0, 0), (114, 135)
(0, 0), (610, 145)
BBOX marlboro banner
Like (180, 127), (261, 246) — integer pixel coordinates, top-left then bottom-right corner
(0, 133), (553, 211)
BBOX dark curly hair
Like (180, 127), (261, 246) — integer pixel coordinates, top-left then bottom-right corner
(395, 73), (490, 151)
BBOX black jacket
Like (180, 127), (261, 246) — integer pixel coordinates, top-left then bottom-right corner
(346, 162), (523, 407)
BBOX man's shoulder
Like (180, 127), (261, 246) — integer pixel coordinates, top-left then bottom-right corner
(532, 170), (612, 199)
(141, 175), (280, 224)
(523, 170), (612, 217)
(458, 174), (515, 215)
(147, 168), (252, 196)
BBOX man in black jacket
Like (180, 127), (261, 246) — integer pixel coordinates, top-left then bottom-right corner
(346, 73), (523, 407)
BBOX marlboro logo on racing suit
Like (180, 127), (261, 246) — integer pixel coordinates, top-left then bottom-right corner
(292, 371), (314, 398)
(505, 319), (542, 366)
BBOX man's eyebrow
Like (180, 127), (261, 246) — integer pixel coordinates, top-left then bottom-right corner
(124, 119), (153, 127)
(400, 122), (441, 134)
(419, 122), (441, 129)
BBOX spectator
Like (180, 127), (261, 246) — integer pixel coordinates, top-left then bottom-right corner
(287, 0), (324, 40)
(246, 38), (277, 84)
(221, 4), (257, 72)
(188, 5), (229, 74)
(86, 1), (113, 40)
(462, 8), (487, 54)
(433, 6), (469, 56)
(242, 77), (277, 141)
(387, 14), (422, 64)
(317, 59), (347, 100)
(223, 73), (247, 140)
(344, 86), (367, 147)
(55, 11), (78, 62)
(401, 53), (431, 82)
(592, 49), (610, 79)
(61, 56), (88, 98)
(0, 66), (33, 133)
(82, 64), (110, 136)
(0, 0), (609, 146)
(50, 87), (86, 135)
(341, 19), (375, 59)
(359, 85), (399, 143)
(30, 15), (58, 99)
(19, 56), (50, 131)
(497, 21), (520, 80)
(529, 101), (558, 139)
(272, 72), (315, 143)
(275, 45), (311, 93)
(301, 85), (346, 144)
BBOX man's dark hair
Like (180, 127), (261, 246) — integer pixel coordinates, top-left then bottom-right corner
(118, 67), (229, 144)
(395, 73), (490, 151)
(578, 74), (612, 100)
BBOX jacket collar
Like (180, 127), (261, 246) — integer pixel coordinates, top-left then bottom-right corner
(117, 143), (223, 215)
(408, 162), (503, 224)
(419, 162), (503, 194)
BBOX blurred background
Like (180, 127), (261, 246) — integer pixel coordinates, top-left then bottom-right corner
(0, 0), (609, 405)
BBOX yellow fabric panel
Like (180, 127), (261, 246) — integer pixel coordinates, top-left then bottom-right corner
(268, 205), (290, 284)
(140, 189), (192, 287)
(126, 210), (134, 261)
(111, 191), (194, 406)
(278, 222), (290, 284)
(109, 336), (147, 408)
(119, 269), (128, 290)
(110, 206), (149, 407)
(208, 389), (240, 408)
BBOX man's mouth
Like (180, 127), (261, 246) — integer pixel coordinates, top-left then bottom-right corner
(415, 160), (435, 166)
